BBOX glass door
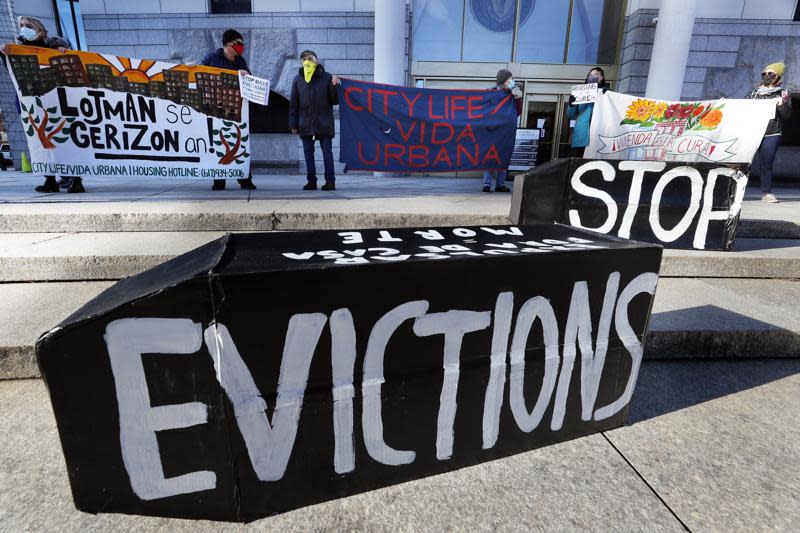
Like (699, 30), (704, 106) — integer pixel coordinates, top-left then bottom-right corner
(524, 94), (558, 165)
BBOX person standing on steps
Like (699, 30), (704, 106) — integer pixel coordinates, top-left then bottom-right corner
(482, 69), (522, 193)
(1, 17), (83, 193)
(289, 50), (340, 191)
(200, 28), (257, 191)
(746, 61), (792, 203)
(567, 67), (610, 158)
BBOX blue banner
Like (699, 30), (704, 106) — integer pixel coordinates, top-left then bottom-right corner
(338, 79), (518, 172)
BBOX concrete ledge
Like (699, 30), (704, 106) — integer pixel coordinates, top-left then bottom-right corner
(3, 278), (797, 379)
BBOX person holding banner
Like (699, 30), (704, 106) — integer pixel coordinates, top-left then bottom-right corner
(567, 67), (609, 159)
(2, 17), (83, 193)
(746, 62), (792, 203)
(289, 50), (340, 191)
(482, 69), (522, 193)
(201, 29), (257, 191)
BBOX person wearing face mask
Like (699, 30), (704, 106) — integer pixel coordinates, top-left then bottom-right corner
(567, 67), (610, 159)
(2, 17), (81, 193)
(482, 69), (522, 193)
(289, 50), (341, 191)
(746, 62), (792, 203)
(201, 29), (257, 191)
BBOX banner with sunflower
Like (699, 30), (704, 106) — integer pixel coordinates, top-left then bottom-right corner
(585, 91), (777, 163)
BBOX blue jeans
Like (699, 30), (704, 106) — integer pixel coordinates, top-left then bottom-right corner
(755, 135), (781, 193)
(301, 136), (335, 185)
(482, 170), (507, 188)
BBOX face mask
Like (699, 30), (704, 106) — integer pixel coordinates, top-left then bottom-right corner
(762, 73), (777, 85)
(303, 59), (317, 83)
(232, 43), (244, 56)
(587, 75), (602, 84)
(505, 78), (514, 89)
(19, 26), (38, 41)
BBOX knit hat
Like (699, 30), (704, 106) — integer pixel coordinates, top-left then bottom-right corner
(299, 49), (318, 60)
(222, 29), (243, 45)
(763, 62), (785, 77)
(496, 69), (512, 86)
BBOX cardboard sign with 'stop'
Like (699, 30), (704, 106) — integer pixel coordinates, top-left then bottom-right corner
(37, 225), (662, 522)
(510, 158), (748, 250)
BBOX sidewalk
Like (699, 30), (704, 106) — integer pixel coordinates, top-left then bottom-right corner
(2, 358), (798, 531)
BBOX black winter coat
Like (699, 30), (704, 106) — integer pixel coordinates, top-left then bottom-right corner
(288, 64), (338, 138)
(746, 84), (792, 136)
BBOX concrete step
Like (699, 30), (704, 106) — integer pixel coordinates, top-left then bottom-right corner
(0, 231), (797, 282)
(3, 278), (797, 380)
(0, 200), (798, 239)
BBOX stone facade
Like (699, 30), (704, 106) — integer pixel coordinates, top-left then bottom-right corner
(81, 9), (403, 174)
(620, 9), (800, 100)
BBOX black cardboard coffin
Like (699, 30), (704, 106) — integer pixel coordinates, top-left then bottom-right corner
(510, 158), (749, 250)
(37, 225), (662, 522)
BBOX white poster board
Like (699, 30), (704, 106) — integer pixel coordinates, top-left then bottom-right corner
(239, 73), (271, 106)
(571, 83), (598, 105)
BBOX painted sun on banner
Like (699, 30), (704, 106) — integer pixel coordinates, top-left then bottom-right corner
(585, 90), (777, 163)
(5, 44), (250, 179)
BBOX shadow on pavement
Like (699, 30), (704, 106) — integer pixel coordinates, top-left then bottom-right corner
(629, 359), (800, 424)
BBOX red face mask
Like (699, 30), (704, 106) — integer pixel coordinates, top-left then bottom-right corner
(232, 43), (244, 56)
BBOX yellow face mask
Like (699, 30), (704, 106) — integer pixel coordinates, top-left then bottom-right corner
(303, 60), (317, 83)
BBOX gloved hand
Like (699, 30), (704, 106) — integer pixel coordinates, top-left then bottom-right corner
(569, 94), (576, 104)
(511, 86), (522, 99)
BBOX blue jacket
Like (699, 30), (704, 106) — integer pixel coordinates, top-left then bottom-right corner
(200, 49), (250, 74)
(567, 84), (608, 148)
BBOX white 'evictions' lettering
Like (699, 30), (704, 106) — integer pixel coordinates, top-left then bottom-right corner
(568, 161), (619, 234)
(551, 272), (620, 431)
(106, 270), (659, 499)
(413, 310), (491, 460)
(693, 169), (747, 249)
(203, 314), (327, 481)
(330, 308), (358, 474)
(594, 272), (658, 420)
(649, 166), (703, 243)
(105, 318), (215, 500)
(482, 292), (514, 449)
(362, 300), (429, 465)
(617, 161), (666, 239)
(509, 296), (560, 432)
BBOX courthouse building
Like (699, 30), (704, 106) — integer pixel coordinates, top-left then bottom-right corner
(5, 0), (800, 175)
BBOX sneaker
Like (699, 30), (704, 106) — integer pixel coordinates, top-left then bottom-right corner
(67, 177), (85, 193)
(482, 186), (491, 193)
(57, 177), (73, 189)
(321, 182), (336, 191)
(238, 178), (256, 190)
(35, 176), (59, 193)
(495, 185), (511, 192)
(762, 193), (779, 203)
(211, 179), (226, 190)
(303, 182), (318, 190)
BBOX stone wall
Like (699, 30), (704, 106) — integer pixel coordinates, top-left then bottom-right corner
(620, 9), (800, 100)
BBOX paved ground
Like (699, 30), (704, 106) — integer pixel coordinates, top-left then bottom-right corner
(1, 359), (798, 531)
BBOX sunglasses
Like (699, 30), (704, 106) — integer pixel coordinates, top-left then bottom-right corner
(762, 71), (777, 76)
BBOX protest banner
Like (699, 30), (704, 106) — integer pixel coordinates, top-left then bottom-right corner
(37, 225), (661, 521)
(570, 83), (598, 105)
(338, 79), (518, 172)
(510, 158), (748, 250)
(238, 72), (270, 106)
(585, 91), (776, 163)
(5, 45), (250, 180)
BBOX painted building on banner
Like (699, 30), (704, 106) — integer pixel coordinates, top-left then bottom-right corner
(5, 1), (800, 176)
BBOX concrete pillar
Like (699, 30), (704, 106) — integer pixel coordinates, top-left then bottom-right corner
(645, 0), (697, 101)
(374, 0), (406, 86)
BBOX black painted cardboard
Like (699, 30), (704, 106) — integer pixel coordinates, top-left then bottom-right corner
(509, 158), (748, 250)
(37, 225), (662, 522)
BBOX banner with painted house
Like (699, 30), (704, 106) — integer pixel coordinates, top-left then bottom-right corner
(5, 44), (250, 180)
(585, 90), (776, 163)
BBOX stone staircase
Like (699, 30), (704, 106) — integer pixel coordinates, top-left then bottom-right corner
(0, 176), (798, 379)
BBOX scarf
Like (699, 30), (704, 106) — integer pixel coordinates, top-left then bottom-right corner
(303, 60), (317, 83)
